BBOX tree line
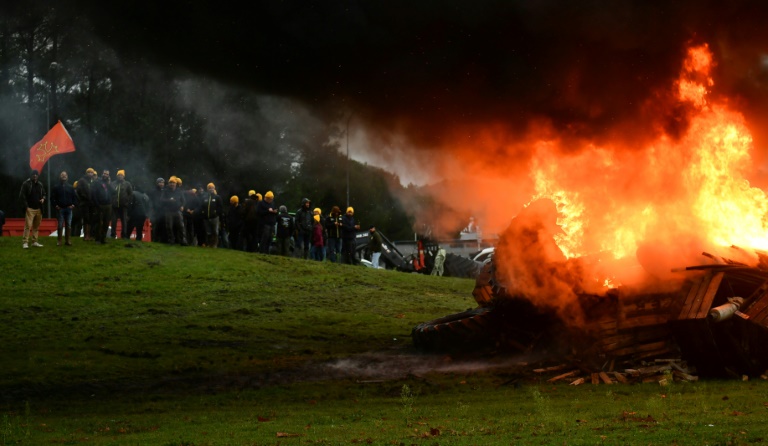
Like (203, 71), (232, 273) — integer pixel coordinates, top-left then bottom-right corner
(0, 7), (432, 241)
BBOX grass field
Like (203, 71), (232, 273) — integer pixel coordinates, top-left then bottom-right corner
(2, 235), (767, 445)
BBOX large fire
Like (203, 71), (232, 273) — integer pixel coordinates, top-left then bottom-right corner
(490, 43), (768, 324)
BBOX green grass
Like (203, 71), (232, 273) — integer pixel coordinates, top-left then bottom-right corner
(2, 235), (768, 445)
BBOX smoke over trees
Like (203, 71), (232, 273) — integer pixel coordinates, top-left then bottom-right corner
(0, 7), (415, 240)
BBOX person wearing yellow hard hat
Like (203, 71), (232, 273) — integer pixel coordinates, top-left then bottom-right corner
(341, 206), (361, 264)
(257, 191), (278, 254)
(326, 206), (343, 263)
(241, 190), (261, 252)
(161, 176), (187, 245)
(227, 195), (244, 251)
(311, 213), (325, 261)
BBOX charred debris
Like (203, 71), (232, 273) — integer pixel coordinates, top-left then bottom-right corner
(412, 248), (768, 382)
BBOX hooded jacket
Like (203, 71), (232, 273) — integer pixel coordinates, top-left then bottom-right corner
(295, 199), (313, 234)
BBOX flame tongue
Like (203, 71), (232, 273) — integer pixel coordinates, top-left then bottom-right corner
(494, 43), (768, 324)
(525, 43), (768, 263)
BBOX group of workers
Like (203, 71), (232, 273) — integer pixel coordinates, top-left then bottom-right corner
(16, 168), (385, 267)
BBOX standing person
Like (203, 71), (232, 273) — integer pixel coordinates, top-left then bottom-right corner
(311, 214), (325, 261)
(161, 176), (187, 245)
(242, 190), (260, 252)
(199, 183), (223, 248)
(110, 169), (133, 239)
(275, 205), (294, 256)
(76, 168), (97, 240)
(183, 186), (201, 246)
(148, 177), (166, 243)
(193, 185), (208, 247)
(257, 191), (278, 254)
(341, 206), (360, 265)
(89, 170), (113, 244)
(325, 206), (343, 263)
(227, 195), (244, 251)
(294, 198), (313, 259)
(51, 171), (78, 246)
(126, 188), (151, 241)
(18, 169), (46, 249)
(311, 207), (326, 260)
(368, 225), (383, 269)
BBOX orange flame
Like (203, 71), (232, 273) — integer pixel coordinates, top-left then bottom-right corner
(489, 43), (768, 323)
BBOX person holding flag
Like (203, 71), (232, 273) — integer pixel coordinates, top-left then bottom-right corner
(18, 169), (46, 249)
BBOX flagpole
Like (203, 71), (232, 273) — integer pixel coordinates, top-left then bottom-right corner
(46, 94), (51, 218)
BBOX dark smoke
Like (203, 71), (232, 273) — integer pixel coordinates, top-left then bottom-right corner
(62, 0), (768, 154)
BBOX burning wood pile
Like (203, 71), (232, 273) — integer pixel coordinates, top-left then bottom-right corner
(413, 248), (768, 381)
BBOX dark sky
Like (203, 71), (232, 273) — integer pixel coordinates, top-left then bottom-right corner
(66, 0), (768, 151)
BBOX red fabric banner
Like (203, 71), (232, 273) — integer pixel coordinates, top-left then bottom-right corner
(29, 120), (76, 172)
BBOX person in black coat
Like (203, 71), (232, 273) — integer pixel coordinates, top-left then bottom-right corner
(341, 206), (360, 265)
(224, 195), (242, 250)
(89, 170), (113, 244)
(257, 191), (278, 254)
(126, 189), (151, 241)
(51, 170), (78, 246)
(275, 205), (295, 257)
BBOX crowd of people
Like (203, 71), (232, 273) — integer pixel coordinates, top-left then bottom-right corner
(16, 168), (384, 266)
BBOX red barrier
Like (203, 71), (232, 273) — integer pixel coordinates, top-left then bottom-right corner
(2, 218), (152, 241)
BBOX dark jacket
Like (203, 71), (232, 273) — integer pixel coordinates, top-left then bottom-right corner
(147, 185), (165, 218)
(51, 181), (78, 209)
(160, 186), (185, 213)
(242, 197), (260, 224)
(199, 192), (223, 219)
(341, 214), (358, 240)
(75, 176), (92, 206)
(276, 211), (295, 239)
(257, 199), (277, 226)
(295, 201), (313, 234)
(19, 178), (46, 210)
(226, 203), (243, 231)
(89, 179), (112, 206)
(131, 191), (151, 217)
(325, 214), (342, 239)
(368, 230), (383, 253)
(111, 179), (134, 208)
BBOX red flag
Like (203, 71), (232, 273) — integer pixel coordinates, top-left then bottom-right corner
(29, 120), (76, 172)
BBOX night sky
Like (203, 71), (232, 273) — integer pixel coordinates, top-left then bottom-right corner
(69, 0), (768, 152)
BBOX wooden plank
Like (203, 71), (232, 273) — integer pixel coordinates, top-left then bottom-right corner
(533, 364), (567, 373)
(688, 272), (713, 319)
(745, 289), (768, 322)
(613, 372), (628, 383)
(678, 274), (708, 320)
(569, 377), (585, 386)
(598, 372), (613, 384)
(472, 285), (494, 306)
(616, 314), (671, 330)
(547, 370), (579, 383)
(591, 373), (600, 384)
(610, 341), (670, 357)
(694, 272), (724, 319)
